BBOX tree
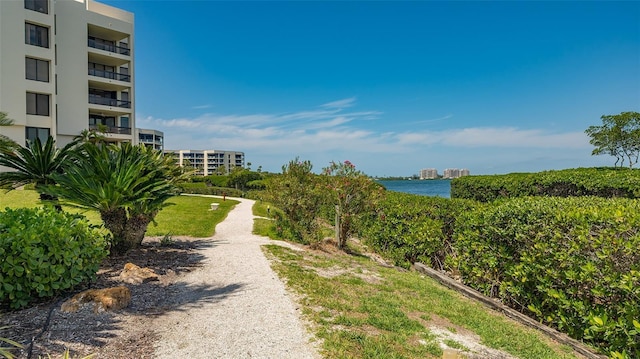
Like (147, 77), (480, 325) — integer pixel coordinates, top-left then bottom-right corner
(74, 127), (107, 145)
(228, 166), (262, 191)
(585, 112), (640, 168)
(322, 160), (384, 249)
(46, 143), (184, 253)
(215, 164), (226, 175)
(0, 112), (18, 151)
(0, 136), (78, 209)
(265, 158), (323, 243)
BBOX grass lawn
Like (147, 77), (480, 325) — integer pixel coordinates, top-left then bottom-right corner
(252, 200), (283, 239)
(263, 244), (581, 359)
(0, 189), (238, 237)
(146, 195), (238, 237)
(0, 189), (40, 209)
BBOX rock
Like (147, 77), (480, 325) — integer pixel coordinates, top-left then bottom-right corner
(119, 262), (159, 284)
(61, 286), (131, 313)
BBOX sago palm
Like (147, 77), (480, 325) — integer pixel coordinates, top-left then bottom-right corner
(0, 136), (77, 208)
(0, 111), (17, 151)
(47, 143), (183, 253)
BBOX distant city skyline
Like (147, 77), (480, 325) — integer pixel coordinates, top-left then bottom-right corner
(419, 168), (470, 179)
(102, 0), (639, 176)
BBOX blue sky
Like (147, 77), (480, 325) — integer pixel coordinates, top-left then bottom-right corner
(102, 0), (640, 176)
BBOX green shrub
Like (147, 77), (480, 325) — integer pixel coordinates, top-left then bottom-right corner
(359, 192), (476, 269)
(264, 159), (324, 244)
(0, 207), (107, 309)
(177, 184), (243, 197)
(453, 196), (640, 356)
(451, 167), (640, 202)
(205, 175), (229, 187)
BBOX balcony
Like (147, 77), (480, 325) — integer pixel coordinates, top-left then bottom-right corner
(89, 95), (131, 108)
(88, 68), (130, 82)
(88, 36), (130, 56)
(89, 124), (131, 135)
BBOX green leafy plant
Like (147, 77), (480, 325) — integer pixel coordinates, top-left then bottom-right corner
(585, 111), (640, 168)
(320, 160), (384, 249)
(451, 167), (640, 202)
(0, 112), (18, 152)
(0, 207), (107, 309)
(0, 136), (79, 209)
(453, 196), (640, 356)
(359, 191), (476, 270)
(159, 233), (175, 246)
(264, 158), (324, 244)
(39, 348), (95, 359)
(46, 143), (184, 254)
(0, 325), (23, 359)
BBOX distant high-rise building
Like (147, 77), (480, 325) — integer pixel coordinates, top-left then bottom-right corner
(420, 168), (439, 179)
(165, 149), (245, 176)
(443, 168), (470, 179)
(136, 128), (163, 151)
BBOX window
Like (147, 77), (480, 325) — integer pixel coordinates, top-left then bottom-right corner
(120, 116), (130, 128)
(24, 0), (48, 14)
(89, 114), (115, 127)
(25, 127), (50, 145)
(25, 23), (49, 48)
(88, 62), (115, 78)
(26, 57), (49, 82)
(26, 92), (50, 116)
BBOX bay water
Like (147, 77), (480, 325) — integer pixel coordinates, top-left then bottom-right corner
(377, 179), (451, 198)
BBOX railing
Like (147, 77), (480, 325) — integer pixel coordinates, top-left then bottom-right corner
(88, 36), (130, 56)
(89, 95), (131, 108)
(88, 68), (130, 82)
(139, 138), (162, 144)
(89, 124), (131, 135)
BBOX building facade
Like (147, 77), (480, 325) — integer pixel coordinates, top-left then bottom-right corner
(442, 168), (470, 179)
(0, 0), (135, 146)
(419, 168), (439, 179)
(165, 149), (245, 176)
(136, 128), (163, 151)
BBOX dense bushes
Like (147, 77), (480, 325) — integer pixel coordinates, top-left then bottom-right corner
(451, 167), (640, 202)
(359, 192), (476, 270)
(361, 191), (639, 356)
(177, 183), (244, 197)
(190, 175), (229, 188)
(0, 208), (107, 309)
(453, 196), (639, 356)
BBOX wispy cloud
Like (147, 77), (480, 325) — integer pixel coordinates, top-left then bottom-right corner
(408, 114), (454, 125)
(137, 99), (593, 174)
(321, 97), (356, 109)
(191, 104), (212, 110)
(395, 127), (589, 149)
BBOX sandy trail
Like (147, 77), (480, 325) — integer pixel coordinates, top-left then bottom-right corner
(153, 197), (318, 359)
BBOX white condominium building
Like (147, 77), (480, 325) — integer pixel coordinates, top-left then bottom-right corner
(165, 150), (246, 176)
(136, 128), (163, 151)
(0, 0), (135, 146)
(443, 168), (470, 179)
(420, 168), (439, 179)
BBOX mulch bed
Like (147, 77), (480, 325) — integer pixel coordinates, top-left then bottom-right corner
(1, 237), (211, 359)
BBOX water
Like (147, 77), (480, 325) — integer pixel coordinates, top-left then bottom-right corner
(377, 179), (451, 198)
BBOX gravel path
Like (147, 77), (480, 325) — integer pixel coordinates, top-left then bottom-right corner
(153, 197), (319, 358)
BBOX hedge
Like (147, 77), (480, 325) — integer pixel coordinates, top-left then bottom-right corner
(358, 191), (477, 270)
(451, 167), (640, 202)
(452, 196), (640, 356)
(177, 184), (244, 197)
(0, 208), (107, 309)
